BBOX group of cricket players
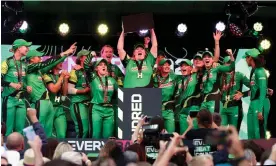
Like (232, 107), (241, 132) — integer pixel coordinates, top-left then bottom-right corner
(1, 28), (272, 140)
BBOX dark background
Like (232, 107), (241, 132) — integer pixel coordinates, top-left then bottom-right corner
(2, 1), (276, 138)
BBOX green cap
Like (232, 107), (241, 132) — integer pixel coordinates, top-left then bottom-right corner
(133, 43), (145, 50)
(223, 56), (231, 64)
(193, 53), (203, 59)
(26, 50), (44, 59)
(159, 59), (172, 66)
(179, 59), (192, 67)
(242, 48), (260, 58)
(77, 49), (90, 59)
(12, 39), (32, 50)
(94, 59), (108, 67)
(202, 51), (214, 57)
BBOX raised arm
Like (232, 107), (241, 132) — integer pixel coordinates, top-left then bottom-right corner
(117, 29), (127, 61)
(150, 29), (158, 58)
(28, 43), (76, 74)
(213, 30), (223, 62)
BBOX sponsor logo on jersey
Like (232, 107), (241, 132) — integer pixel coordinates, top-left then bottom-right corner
(131, 66), (148, 71)
(250, 81), (255, 86)
(13, 71), (26, 76)
(160, 81), (173, 88)
(98, 85), (114, 90)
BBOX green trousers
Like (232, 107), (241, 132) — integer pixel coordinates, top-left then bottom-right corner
(53, 106), (67, 138)
(200, 100), (223, 113)
(161, 109), (175, 133)
(92, 104), (114, 139)
(2, 96), (26, 136)
(221, 106), (239, 128)
(31, 100), (55, 138)
(247, 100), (261, 139)
(263, 97), (270, 138)
(70, 102), (89, 138)
(179, 106), (199, 134)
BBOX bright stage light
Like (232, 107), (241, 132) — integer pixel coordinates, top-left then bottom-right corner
(216, 21), (226, 31)
(260, 39), (271, 50)
(177, 23), (187, 33)
(253, 22), (263, 32)
(59, 23), (70, 36)
(98, 24), (108, 35)
(138, 29), (149, 37)
(19, 21), (28, 33)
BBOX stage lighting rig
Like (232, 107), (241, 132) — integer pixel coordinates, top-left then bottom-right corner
(225, 1), (258, 37)
(138, 29), (149, 37)
(176, 23), (187, 37)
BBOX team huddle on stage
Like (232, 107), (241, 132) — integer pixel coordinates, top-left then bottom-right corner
(1, 27), (271, 140)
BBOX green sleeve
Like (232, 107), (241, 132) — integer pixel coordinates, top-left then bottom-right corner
(255, 69), (268, 113)
(83, 53), (95, 72)
(240, 72), (250, 88)
(216, 61), (235, 73)
(27, 55), (66, 74)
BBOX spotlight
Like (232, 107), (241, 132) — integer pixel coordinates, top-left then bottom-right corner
(216, 21), (226, 31)
(59, 23), (70, 36)
(19, 21), (28, 33)
(260, 39), (271, 50)
(253, 22), (263, 32)
(176, 23), (187, 37)
(98, 24), (108, 36)
(177, 23), (187, 33)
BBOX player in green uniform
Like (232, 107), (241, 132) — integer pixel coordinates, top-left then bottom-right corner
(220, 54), (250, 128)
(242, 48), (268, 139)
(1, 39), (32, 135)
(43, 63), (70, 138)
(117, 28), (158, 88)
(68, 50), (91, 138)
(200, 49), (235, 113)
(153, 51), (167, 74)
(152, 59), (177, 133)
(87, 59), (118, 138)
(175, 59), (199, 134)
(26, 43), (76, 137)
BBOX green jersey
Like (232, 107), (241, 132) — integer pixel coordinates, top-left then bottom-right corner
(89, 73), (118, 104)
(221, 71), (250, 102)
(1, 56), (28, 97)
(153, 72), (178, 102)
(202, 62), (235, 94)
(43, 73), (62, 106)
(123, 53), (155, 88)
(26, 56), (66, 103)
(68, 69), (91, 103)
(249, 68), (268, 113)
(84, 54), (124, 86)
